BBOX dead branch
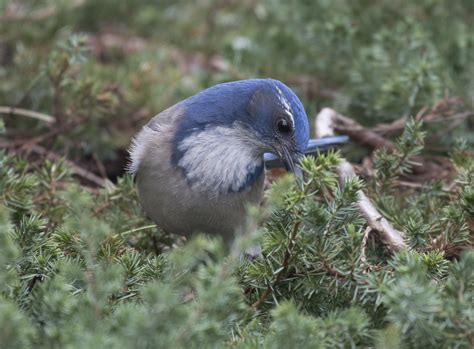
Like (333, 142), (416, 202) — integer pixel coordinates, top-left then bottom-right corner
(30, 145), (114, 188)
(315, 108), (407, 252)
(360, 226), (372, 270)
(320, 110), (392, 150)
(317, 108), (453, 180)
(0, 106), (55, 123)
(2, 142), (114, 189)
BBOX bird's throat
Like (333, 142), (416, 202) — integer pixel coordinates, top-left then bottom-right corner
(176, 125), (265, 195)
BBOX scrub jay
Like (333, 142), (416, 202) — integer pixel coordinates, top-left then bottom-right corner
(129, 79), (345, 245)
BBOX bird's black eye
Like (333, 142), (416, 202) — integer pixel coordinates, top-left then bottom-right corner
(277, 118), (292, 134)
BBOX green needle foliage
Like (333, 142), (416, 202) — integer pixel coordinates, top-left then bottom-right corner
(1, 122), (473, 348)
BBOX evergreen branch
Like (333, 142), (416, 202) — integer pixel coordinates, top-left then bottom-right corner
(252, 181), (312, 309)
(251, 219), (302, 309)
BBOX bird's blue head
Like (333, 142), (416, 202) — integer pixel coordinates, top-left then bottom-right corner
(172, 79), (310, 193)
(244, 79), (310, 171)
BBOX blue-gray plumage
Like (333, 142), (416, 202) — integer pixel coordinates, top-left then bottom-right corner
(129, 79), (339, 244)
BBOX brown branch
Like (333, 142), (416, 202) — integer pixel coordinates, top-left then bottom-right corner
(371, 106), (429, 136)
(322, 110), (393, 150)
(315, 108), (407, 252)
(319, 260), (362, 283)
(1, 115), (87, 150)
(320, 108), (456, 180)
(92, 152), (108, 179)
(92, 201), (114, 217)
(48, 64), (69, 127)
(6, 143), (114, 188)
(32, 145), (114, 188)
(252, 219), (302, 309)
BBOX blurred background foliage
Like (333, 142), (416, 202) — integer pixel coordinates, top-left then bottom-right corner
(0, 0), (473, 178)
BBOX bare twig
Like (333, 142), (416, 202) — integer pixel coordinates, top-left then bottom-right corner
(92, 152), (108, 179)
(115, 224), (157, 238)
(0, 106), (55, 123)
(360, 226), (372, 270)
(47, 64), (69, 127)
(315, 108), (407, 252)
(12, 143), (114, 188)
(319, 109), (393, 150)
(339, 162), (407, 251)
(0, 115), (88, 157)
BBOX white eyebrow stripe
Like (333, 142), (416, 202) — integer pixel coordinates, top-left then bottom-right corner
(274, 84), (294, 125)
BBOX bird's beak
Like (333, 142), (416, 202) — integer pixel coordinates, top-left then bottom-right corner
(281, 148), (303, 180)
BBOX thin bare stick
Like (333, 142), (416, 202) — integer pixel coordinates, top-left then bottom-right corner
(360, 226), (372, 270)
(315, 108), (407, 252)
(21, 144), (114, 188)
(0, 106), (55, 123)
(115, 224), (157, 238)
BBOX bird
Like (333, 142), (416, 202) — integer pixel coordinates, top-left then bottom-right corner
(128, 79), (346, 246)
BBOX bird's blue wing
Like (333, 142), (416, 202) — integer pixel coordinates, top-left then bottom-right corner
(264, 135), (348, 168)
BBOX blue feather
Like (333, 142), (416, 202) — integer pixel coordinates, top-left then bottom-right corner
(170, 79), (312, 193)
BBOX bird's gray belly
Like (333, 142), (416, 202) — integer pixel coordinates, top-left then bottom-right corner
(136, 165), (264, 244)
